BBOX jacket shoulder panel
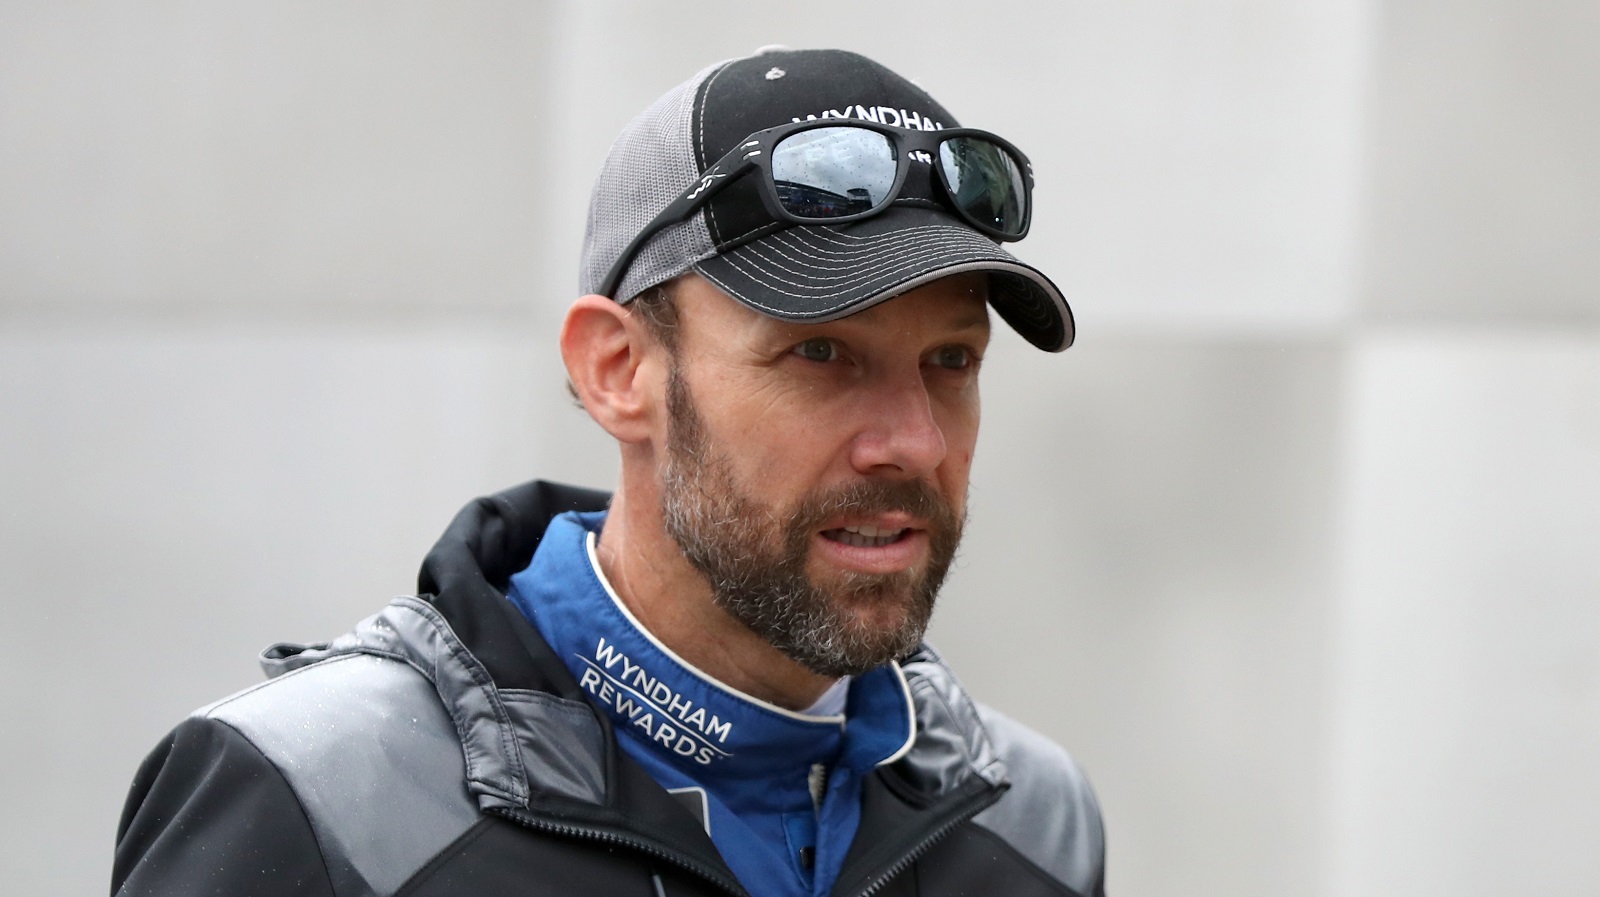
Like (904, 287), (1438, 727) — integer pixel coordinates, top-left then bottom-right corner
(970, 703), (1107, 897)
(202, 653), (481, 897)
(114, 715), (336, 897)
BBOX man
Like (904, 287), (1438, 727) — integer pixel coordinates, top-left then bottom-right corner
(113, 47), (1105, 897)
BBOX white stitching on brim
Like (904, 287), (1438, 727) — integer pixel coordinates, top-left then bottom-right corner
(758, 225), (999, 263)
(749, 228), (1005, 273)
(697, 257), (1062, 323)
(724, 237), (1006, 292)
(737, 237), (994, 280)
(714, 226), (1014, 292)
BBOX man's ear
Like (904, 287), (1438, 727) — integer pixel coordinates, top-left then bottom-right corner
(560, 294), (662, 444)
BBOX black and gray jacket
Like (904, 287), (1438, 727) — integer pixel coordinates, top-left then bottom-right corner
(113, 481), (1106, 897)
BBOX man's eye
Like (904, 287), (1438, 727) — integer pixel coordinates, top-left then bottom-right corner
(793, 338), (839, 362)
(930, 346), (973, 369)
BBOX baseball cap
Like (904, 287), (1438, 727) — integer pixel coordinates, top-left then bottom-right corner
(578, 47), (1075, 352)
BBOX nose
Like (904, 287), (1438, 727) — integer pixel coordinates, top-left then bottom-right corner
(847, 371), (947, 479)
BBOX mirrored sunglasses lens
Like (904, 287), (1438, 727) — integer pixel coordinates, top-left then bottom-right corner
(771, 127), (897, 219)
(938, 137), (1027, 235)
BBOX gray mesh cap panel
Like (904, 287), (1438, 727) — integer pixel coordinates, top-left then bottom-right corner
(578, 61), (725, 303)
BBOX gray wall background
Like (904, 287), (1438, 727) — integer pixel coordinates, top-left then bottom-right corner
(3, 2), (1597, 895)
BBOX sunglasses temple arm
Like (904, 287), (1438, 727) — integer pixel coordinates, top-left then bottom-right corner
(595, 152), (756, 299)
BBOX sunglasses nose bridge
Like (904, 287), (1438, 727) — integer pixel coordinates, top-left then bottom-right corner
(889, 135), (945, 206)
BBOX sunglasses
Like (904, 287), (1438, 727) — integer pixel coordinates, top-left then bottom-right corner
(598, 120), (1034, 299)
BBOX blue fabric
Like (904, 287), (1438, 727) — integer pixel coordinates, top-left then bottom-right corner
(506, 511), (916, 897)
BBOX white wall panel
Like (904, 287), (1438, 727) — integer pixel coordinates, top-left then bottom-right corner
(0, 3), (550, 317)
(1360, 1), (1600, 323)
(1327, 333), (1600, 897)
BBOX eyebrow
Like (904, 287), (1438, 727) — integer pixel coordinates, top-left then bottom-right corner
(938, 304), (992, 335)
(957, 306), (992, 330)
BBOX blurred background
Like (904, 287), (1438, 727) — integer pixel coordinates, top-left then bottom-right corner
(2, 2), (1597, 895)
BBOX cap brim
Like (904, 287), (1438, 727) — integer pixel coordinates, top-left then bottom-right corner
(691, 206), (1074, 352)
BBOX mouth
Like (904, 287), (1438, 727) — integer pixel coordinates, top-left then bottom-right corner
(820, 523), (912, 549)
(813, 516), (930, 576)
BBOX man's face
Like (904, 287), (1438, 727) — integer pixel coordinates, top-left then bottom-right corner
(656, 274), (990, 678)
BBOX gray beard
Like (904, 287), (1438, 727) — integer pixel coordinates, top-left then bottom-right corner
(658, 363), (964, 678)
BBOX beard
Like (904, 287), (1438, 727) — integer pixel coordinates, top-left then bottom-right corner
(658, 363), (965, 678)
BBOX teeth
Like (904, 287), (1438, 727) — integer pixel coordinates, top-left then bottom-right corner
(831, 525), (905, 548)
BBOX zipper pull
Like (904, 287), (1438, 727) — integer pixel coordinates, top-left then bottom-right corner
(808, 762), (829, 814)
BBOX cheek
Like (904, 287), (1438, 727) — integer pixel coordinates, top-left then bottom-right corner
(719, 378), (850, 451)
(940, 402), (981, 486)
(707, 396), (843, 482)
(948, 447), (976, 491)
(944, 397), (982, 459)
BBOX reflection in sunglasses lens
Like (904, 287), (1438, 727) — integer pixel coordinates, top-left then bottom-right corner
(938, 137), (1026, 236)
(772, 128), (897, 219)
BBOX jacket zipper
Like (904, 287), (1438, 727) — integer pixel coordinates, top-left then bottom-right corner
(849, 786), (1005, 897)
(493, 786), (1000, 897)
(488, 805), (751, 897)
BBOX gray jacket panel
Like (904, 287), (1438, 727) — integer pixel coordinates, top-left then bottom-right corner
(971, 704), (1107, 895)
(202, 653), (480, 897)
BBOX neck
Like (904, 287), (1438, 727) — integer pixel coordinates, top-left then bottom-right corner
(595, 472), (835, 711)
